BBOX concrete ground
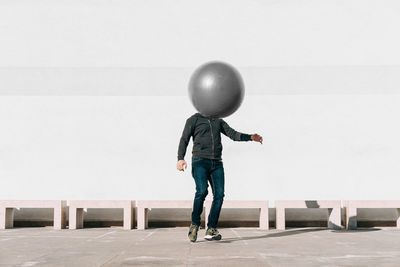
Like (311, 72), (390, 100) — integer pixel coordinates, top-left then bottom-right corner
(1, 227), (400, 267)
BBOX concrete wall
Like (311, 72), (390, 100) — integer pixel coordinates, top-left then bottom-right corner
(1, 0), (400, 67)
(1, 0), (400, 223)
(1, 92), (400, 201)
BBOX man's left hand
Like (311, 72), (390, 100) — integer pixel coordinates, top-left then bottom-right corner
(251, 134), (263, 144)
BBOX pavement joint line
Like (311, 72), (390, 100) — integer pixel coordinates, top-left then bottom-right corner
(318, 254), (398, 260)
(100, 230), (160, 266)
(139, 229), (157, 241)
(1, 235), (88, 239)
(231, 228), (248, 245)
(195, 256), (256, 260)
(94, 231), (116, 239)
(256, 253), (274, 267)
(100, 250), (126, 267)
(13, 250), (55, 266)
(0, 229), (23, 233)
(184, 233), (193, 267)
(19, 260), (40, 267)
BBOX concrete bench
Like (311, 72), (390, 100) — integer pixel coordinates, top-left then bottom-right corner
(0, 200), (67, 230)
(205, 200), (269, 229)
(275, 200), (342, 230)
(344, 200), (400, 229)
(136, 200), (194, 230)
(68, 200), (134, 230)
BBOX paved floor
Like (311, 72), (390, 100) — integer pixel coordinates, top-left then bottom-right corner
(1, 227), (400, 266)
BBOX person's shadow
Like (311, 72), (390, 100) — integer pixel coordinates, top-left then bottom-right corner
(196, 227), (381, 244)
(196, 228), (326, 244)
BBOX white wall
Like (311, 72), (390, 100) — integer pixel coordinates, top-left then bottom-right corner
(1, 0), (400, 67)
(1, 66), (400, 95)
(1, 0), (400, 207)
(1, 95), (400, 202)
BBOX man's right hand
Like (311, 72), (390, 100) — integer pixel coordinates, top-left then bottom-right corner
(177, 160), (187, 171)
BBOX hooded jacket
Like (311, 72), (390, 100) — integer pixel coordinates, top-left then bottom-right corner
(177, 113), (252, 160)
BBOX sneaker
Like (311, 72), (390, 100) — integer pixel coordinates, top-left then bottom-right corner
(204, 227), (222, 241)
(188, 224), (199, 242)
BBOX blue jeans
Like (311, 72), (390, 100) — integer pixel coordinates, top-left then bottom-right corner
(191, 156), (225, 228)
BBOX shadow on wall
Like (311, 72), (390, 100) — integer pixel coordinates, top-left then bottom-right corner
(305, 200), (320, 208)
(10, 206), (400, 229)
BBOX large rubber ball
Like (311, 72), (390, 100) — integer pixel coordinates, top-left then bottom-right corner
(188, 61), (245, 118)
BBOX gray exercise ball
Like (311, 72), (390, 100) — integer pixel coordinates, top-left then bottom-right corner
(188, 61), (245, 118)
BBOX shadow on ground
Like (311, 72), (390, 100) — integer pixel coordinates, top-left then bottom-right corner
(196, 228), (325, 243)
(331, 228), (381, 233)
(196, 227), (382, 244)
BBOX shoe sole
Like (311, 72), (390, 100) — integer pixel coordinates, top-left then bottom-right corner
(204, 234), (222, 241)
(188, 233), (198, 242)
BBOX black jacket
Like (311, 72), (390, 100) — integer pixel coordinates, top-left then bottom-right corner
(178, 113), (252, 160)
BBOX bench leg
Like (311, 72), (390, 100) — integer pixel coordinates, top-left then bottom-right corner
(276, 207), (285, 230)
(328, 207), (341, 230)
(0, 208), (15, 229)
(259, 206), (269, 230)
(346, 206), (357, 230)
(0, 208), (4, 229)
(133, 207), (137, 229)
(123, 206), (133, 230)
(137, 207), (148, 230)
(76, 208), (84, 229)
(54, 202), (67, 230)
(69, 208), (76, 229)
(69, 208), (84, 229)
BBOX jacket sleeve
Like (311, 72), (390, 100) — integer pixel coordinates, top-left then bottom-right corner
(177, 117), (195, 160)
(220, 119), (252, 141)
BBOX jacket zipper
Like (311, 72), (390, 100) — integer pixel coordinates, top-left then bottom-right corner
(208, 119), (214, 157)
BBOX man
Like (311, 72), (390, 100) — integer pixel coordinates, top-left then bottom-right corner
(177, 112), (263, 242)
